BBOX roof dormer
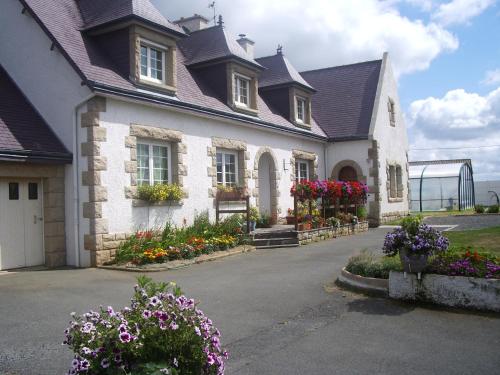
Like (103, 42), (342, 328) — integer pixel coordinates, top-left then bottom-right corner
(256, 48), (315, 128)
(79, 0), (185, 94)
(177, 19), (263, 116)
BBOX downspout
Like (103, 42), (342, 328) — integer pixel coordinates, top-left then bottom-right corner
(323, 142), (328, 179)
(73, 94), (95, 267)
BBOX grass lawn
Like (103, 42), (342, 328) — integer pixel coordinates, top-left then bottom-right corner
(384, 210), (475, 225)
(444, 226), (500, 256)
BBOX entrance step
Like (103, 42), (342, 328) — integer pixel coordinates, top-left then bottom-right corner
(251, 229), (299, 249)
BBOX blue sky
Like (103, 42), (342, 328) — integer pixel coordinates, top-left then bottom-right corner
(153, 0), (500, 180)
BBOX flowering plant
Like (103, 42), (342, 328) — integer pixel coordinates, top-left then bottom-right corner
(428, 248), (500, 279)
(291, 179), (368, 204)
(64, 276), (228, 375)
(383, 224), (449, 257)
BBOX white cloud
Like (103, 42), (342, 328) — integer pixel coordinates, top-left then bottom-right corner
(153, 0), (458, 77)
(482, 68), (500, 85)
(431, 0), (496, 26)
(408, 87), (500, 180)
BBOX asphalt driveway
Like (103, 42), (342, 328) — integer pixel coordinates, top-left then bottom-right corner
(424, 214), (500, 230)
(0, 229), (499, 374)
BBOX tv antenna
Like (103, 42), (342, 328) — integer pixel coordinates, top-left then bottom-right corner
(208, 1), (216, 25)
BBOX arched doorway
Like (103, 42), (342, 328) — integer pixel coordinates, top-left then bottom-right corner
(258, 153), (275, 217)
(338, 166), (358, 181)
(254, 148), (279, 224)
(331, 160), (364, 182)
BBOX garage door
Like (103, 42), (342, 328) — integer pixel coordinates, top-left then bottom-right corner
(0, 179), (44, 270)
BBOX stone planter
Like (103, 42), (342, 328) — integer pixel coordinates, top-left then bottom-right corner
(389, 271), (500, 312)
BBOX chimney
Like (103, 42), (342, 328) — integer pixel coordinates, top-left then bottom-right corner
(237, 34), (255, 58)
(173, 14), (209, 33)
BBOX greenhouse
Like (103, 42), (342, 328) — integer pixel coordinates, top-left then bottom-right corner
(409, 159), (475, 212)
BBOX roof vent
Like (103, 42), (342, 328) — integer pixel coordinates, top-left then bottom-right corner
(173, 14), (209, 33)
(237, 34), (255, 58)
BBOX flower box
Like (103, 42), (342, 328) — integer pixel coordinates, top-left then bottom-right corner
(216, 188), (247, 201)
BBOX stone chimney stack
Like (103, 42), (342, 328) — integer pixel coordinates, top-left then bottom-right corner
(237, 34), (255, 58)
(173, 14), (209, 33)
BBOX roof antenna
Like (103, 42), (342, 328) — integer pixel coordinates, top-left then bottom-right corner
(277, 44), (283, 55)
(208, 2), (216, 26)
(217, 14), (224, 27)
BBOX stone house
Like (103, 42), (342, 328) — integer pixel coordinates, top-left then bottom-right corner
(0, 0), (409, 269)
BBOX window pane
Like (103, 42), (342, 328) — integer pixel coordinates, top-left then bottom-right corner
(9, 182), (19, 200)
(137, 144), (150, 185)
(150, 48), (163, 81)
(28, 182), (38, 200)
(140, 46), (148, 76)
(239, 79), (248, 104)
(152, 145), (168, 184)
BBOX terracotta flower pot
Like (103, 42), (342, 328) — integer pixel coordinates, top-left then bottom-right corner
(286, 216), (296, 225)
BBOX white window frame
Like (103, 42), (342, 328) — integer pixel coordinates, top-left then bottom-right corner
(137, 141), (172, 186)
(216, 150), (239, 187)
(295, 160), (310, 182)
(295, 96), (307, 123)
(233, 73), (250, 107)
(139, 39), (167, 84)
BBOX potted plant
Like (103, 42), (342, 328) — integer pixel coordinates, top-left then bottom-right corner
(327, 217), (341, 229)
(383, 216), (449, 275)
(249, 206), (259, 232)
(286, 208), (296, 225)
(216, 184), (247, 201)
(257, 214), (272, 228)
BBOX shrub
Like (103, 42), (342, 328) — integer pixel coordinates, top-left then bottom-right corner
(64, 276), (228, 374)
(475, 205), (485, 213)
(327, 217), (341, 228)
(345, 251), (402, 279)
(487, 204), (499, 214)
(356, 206), (367, 220)
(249, 207), (259, 222)
(137, 184), (184, 202)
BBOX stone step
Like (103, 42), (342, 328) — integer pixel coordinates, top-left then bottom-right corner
(252, 230), (297, 240)
(252, 237), (299, 247)
(254, 243), (300, 250)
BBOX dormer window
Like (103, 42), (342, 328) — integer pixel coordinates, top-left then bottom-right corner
(295, 96), (306, 123)
(140, 42), (166, 84)
(234, 73), (250, 107)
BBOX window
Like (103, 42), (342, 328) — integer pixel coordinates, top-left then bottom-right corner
(295, 160), (309, 182)
(140, 42), (166, 83)
(137, 142), (171, 186)
(389, 165), (397, 198)
(28, 183), (38, 200)
(396, 166), (403, 198)
(216, 151), (238, 187)
(295, 96), (306, 123)
(234, 74), (249, 107)
(8, 182), (19, 200)
(388, 98), (396, 127)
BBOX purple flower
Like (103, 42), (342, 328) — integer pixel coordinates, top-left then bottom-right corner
(142, 309), (152, 319)
(101, 358), (110, 368)
(119, 331), (131, 343)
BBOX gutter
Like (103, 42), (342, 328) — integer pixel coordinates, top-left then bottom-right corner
(90, 82), (328, 142)
(0, 150), (72, 163)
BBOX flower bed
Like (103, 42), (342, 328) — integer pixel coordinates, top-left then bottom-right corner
(64, 276), (228, 374)
(114, 213), (246, 266)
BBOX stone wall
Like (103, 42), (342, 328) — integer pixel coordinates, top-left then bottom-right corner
(0, 162), (67, 267)
(297, 221), (369, 244)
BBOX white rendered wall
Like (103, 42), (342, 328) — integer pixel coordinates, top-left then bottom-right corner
(371, 55), (410, 216)
(0, 0), (92, 266)
(99, 98), (326, 233)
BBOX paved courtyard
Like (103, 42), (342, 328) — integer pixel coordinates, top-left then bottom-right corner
(1, 228), (499, 374)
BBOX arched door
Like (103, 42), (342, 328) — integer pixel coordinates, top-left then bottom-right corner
(338, 166), (358, 181)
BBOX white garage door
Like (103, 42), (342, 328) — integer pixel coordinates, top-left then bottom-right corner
(0, 179), (44, 270)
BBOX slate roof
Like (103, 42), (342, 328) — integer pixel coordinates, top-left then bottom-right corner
(77, 0), (184, 35)
(178, 25), (263, 69)
(301, 60), (382, 141)
(19, 0), (384, 140)
(0, 65), (71, 162)
(255, 54), (315, 91)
